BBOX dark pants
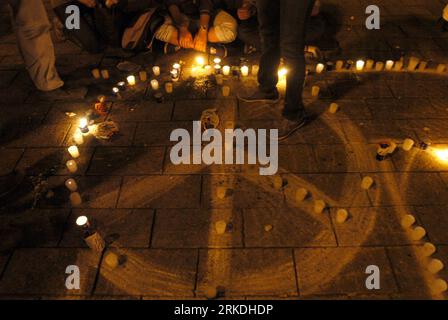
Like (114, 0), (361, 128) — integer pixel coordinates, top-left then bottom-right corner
(256, 0), (315, 120)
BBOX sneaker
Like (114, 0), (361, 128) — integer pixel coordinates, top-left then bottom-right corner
(238, 88), (280, 104)
(164, 43), (181, 55)
(276, 116), (308, 141)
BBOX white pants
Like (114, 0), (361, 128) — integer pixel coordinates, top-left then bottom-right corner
(155, 10), (238, 44)
(7, 0), (63, 91)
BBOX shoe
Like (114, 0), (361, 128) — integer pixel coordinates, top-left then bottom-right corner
(276, 116), (308, 141)
(238, 88), (280, 104)
(164, 43), (181, 54)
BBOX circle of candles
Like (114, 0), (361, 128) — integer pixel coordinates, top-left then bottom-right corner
(139, 70), (147, 81)
(314, 200), (326, 214)
(316, 63), (325, 74)
(273, 176), (283, 189)
(311, 86), (320, 97)
(66, 160), (78, 173)
(375, 62), (384, 71)
(356, 60), (365, 71)
(91, 68), (101, 79)
(215, 74), (224, 85)
(222, 86), (230, 97)
(336, 209), (349, 224)
(76, 215), (89, 227)
(423, 242), (437, 257)
(152, 66), (161, 76)
(165, 82), (173, 94)
(295, 188), (308, 202)
(401, 214), (416, 228)
(73, 130), (84, 145)
(222, 65), (231, 76)
(127, 75), (136, 86)
(428, 259), (444, 274)
(68, 146), (80, 159)
(150, 79), (159, 90)
(100, 69), (109, 79)
(411, 226), (426, 241)
(215, 220), (227, 235)
(195, 56), (205, 67)
(216, 187), (226, 199)
(70, 192), (82, 207)
(432, 279), (448, 293)
(65, 178), (78, 192)
(252, 65), (259, 76)
(240, 65), (249, 77)
(361, 176), (374, 190)
(402, 138), (415, 151)
(385, 60), (394, 71)
(329, 102), (339, 114)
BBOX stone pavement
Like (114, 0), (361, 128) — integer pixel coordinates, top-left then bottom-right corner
(0, 0), (448, 300)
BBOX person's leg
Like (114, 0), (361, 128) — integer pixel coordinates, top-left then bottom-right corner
(256, 0), (281, 94)
(208, 10), (237, 44)
(238, 16), (261, 50)
(8, 0), (64, 91)
(280, 0), (315, 120)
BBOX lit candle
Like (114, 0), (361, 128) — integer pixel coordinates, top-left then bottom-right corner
(222, 86), (230, 97)
(402, 138), (415, 151)
(436, 63), (446, 73)
(73, 130), (84, 145)
(101, 69), (109, 79)
(127, 75), (136, 86)
(66, 160), (78, 173)
(356, 60), (365, 71)
(311, 86), (320, 97)
(314, 200), (326, 214)
(336, 209), (349, 224)
(117, 81), (126, 91)
(91, 68), (101, 79)
(252, 65), (259, 76)
(79, 118), (89, 134)
(165, 82), (173, 93)
(428, 259), (444, 274)
(375, 62), (384, 71)
(240, 66), (249, 77)
(335, 60), (344, 71)
(411, 226), (426, 241)
(204, 65), (212, 75)
(295, 188), (308, 202)
(328, 102), (339, 114)
(273, 176), (283, 189)
(385, 60), (394, 71)
(215, 74), (224, 85)
(423, 242), (437, 257)
(195, 56), (205, 67)
(215, 220), (227, 235)
(216, 187), (226, 199)
(316, 63), (325, 74)
(393, 60), (403, 71)
(365, 59), (375, 70)
(407, 57), (420, 71)
(214, 64), (222, 74)
(76, 215), (89, 228)
(153, 66), (161, 76)
(70, 192), (82, 207)
(68, 146), (80, 159)
(171, 69), (179, 82)
(150, 79), (159, 90)
(222, 65), (231, 76)
(432, 279), (447, 293)
(173, 63), (181, 70)
(139, 70), (147, 81)
(213, 57), (222, 65)
(418, 61), (428, 72)
(401, 214), (416, 228)
(65, 178), (78, 192)
(361, 176), (374, 190)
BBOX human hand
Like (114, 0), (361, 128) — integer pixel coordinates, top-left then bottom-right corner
(78, 0), (96, 8)
(179, 27), (194, 48)
(193, 28), (208, 52)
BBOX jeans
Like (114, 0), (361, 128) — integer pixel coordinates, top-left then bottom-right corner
(256, 0), (315, 120)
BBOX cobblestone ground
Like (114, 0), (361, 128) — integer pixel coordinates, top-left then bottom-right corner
(0, 0), (448, 300)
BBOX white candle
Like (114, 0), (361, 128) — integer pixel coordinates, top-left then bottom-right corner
(316, 63), (325, 74)
(418, 61), (428, 72)
(79, 118), (89, 134)
(394, 60), (403, 71)
(402, 138), (415, 151)
(240, 66), (249, 77)
(432, 279), (447, 293)
(127, 75), (136, 86)
(423, 242), (437, 257)
(222, 65), (231, 76)
(70, 192), (82, 207)
(165, 82), (173, 93)
(173, 63), (181, 70)
(335, 60), (344, 71)
(213, 57), (222, 65)
(66, 160), (78, 173)
(150, 79), (159, 90)
(329, 102), (339, 114)
(314, 200), (326, 214)
(171, 69), (179, 82)
(428, 259), (444, 274)
(401, 214), (416, 228)
(365, 59), (375, 70)
(411, 226), (426, 241)
(216, 187), (226, 199)
(91, 68), (101, 79)
(273, 176), (283, 189)
(436, 63), (446, 73)
(295, 188), (308, 202)
(73, 130), (84, 145)
(361, 176), (374, 190)
(76, 215), (89, 227)
(222, 86), (230, 97)
(195, 57), (205, 67)
(215, 220), (227, 235)
(311, 86), (320, 97)
(216, 74), (224, 85)
(65, 178), (78, 192)
(375, 61), (384, 71)
(385, 60), (394, 71)
(407, 57), (420, 71)
(68, 146), (80, 159)
(251, 65), (259, 76)
(152, 66), (161, 76)
(356, 60), (365, 71)
(336, 209), (349, 224)
(204, 65), (212, 75)
(101, 69), (109, 79)
(139, 70), (147, 81)
(214, 64), (221, 74)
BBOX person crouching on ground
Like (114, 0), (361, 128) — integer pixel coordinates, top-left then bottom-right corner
(154, 0), (237, 55)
